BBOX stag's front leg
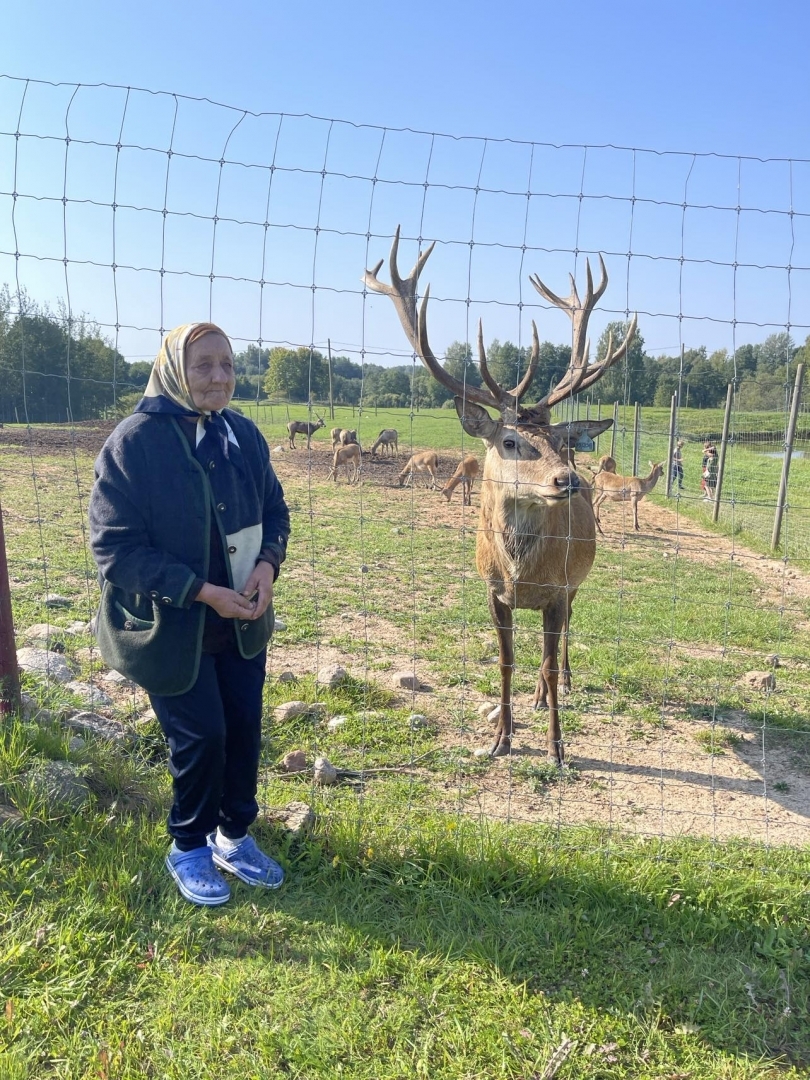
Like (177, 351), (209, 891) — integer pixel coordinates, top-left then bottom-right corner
(488, 590), (515, 757)
(541, 600), (567, 764)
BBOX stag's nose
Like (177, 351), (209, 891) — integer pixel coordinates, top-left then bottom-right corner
(554, 470), (580, 493)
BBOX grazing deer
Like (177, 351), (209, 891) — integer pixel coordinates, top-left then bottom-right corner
(287, 414), (325, 449)
(328, 443), (362, 484)
(584, 454), (616, 477)
(330, 426), (343, 450)
(398, 450), (439, 489)
(442, 456), (479, 505)
(370, 428), (399, 457)
(364, 227), (636, 761)
(592, 461), (664, 534)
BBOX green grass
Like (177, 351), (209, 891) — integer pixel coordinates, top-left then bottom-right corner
(2, 424), (810, 1077)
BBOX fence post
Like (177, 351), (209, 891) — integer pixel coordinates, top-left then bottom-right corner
(665, 391), (678, 497)
(0, 494), (21, 718)
(327, 338), (335, 421)
(771, 363), (806, 551)
(610, 401), (619, 459)
(632, 402), (641, 476)
(712, 382), (734, 524)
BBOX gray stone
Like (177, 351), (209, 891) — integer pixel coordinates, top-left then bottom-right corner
(316, 664), (347, 690)
(0, 804), (24, 827)
(66, 621), (89, 635)
(64, 681), (114, 708)
(473, 747), (491, 758)
(261, 800), (314, 837)
(27, 760), (91, 812)
(281, 750), (307, 773)
(16, 647), (74, 684)
(273, 617), (287, 632)
(327, 716), (348, 731)
(44, 595), (72, 609)
(22, 623), (69, 647)
(392, 671), (422, 691)
(101, 670), (131, 686)
(64, 711), (126, 742)
(68, 736), (86, 753)
(408, 713), (428, 730)
(355, 710), (384, 722)
(274, 700), (309, 722)
(276, 671), (297, 684)
(313, 756), (338, 785)
(741, 670), (776, 691)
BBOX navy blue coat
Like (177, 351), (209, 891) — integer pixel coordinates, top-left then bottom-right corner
(89, 409), (290, 695)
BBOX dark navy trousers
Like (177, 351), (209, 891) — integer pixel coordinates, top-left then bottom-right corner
(150, 647), (267, 851)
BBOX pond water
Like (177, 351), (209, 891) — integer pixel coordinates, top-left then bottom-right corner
(760, 450), (806, 459)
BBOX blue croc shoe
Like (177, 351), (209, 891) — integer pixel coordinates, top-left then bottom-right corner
(166, 845), (231, 906)
(207, 832), (284, 889)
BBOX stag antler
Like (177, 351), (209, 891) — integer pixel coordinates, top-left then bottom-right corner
(527, 255), (638, 415)
(363, 226), (540, 420)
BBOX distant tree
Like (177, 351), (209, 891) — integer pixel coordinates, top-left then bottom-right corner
(593, 321), (646, 405)
(122, 360), (153, 390)
(442, 340), (482, 390)
(262, 346), (328, 402)
(756, 332), (795, 374)
(734, 343), (758, 378)
(233, 345), (270, 378)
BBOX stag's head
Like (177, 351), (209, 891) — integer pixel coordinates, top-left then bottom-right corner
(363, 227), (637, 507)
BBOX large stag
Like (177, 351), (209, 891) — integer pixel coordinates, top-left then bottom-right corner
(287, 414), (325, 449)
(364, 227), (636, 762)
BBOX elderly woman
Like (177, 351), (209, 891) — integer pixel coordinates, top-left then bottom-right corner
(89, 323), (290, 906)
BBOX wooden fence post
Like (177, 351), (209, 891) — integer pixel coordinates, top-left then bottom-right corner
(632, 402), (641, 476)
(771, 363), (806, 550)
(712, 383), (734, 524)
(0, 493), (22, 718)
(666, 391), (678, 497)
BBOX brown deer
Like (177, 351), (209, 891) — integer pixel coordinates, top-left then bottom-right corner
(364, 227), (636, 761)
(330, 426), (343, 450)
(398, 450), (439, 489)
(370, 428), (399, 457)
(328, 443), (362, 484)
(441, 455), (479, 505)
(592, 461), (664, 534)
(287, 414), (325, 449)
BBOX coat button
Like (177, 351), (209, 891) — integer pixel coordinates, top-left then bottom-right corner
(217, 503), (226, 512)
(124, 620), (134, 630)
(161, 597), (172, 605)
(149, 591), (159, 599)
(240, 622), (249, 631)
(208, 461), (216, 469)
(228, 545), (236, 553)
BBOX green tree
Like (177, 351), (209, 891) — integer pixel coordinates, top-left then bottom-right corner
(262, 347), (328, 402)
(442, 341), (482, 390)
(592, 321), (646, 404)
(756, 332), (795, 374)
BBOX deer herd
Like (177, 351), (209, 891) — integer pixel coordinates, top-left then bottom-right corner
(279, 228), (670, 763)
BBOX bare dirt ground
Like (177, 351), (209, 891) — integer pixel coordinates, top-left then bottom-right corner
(6, 428), (810, 846)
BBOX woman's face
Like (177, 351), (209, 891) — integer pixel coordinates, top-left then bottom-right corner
(185, 332), (235, 412)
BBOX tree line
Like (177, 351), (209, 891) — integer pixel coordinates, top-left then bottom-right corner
(1, 287), (807, 423)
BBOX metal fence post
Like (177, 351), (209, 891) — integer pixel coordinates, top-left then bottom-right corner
(610, 401), (619, 459)
(712, 382), (734, 524)
(666, 391), (678, 497)
(0, 495), (21, 718)
(632, 402), (641, 476)
(771, 363), (806, 551)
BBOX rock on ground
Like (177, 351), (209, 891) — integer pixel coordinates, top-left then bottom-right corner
(392, 670), (423, 691)
(64, 711), (127, 743)
(316, 664), (347, 689)
(27, 760), (91, 812)
(281, 750), (307, 773)
(16, 647), (74, 684)
(274, 701), (326, 722)
(741, 670), (777, 691)
(261, 800), (314, 837)
(313, 756), (338, 785)
(64, 681), (114, 708)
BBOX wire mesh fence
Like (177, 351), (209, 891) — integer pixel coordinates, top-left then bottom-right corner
(1, 75), (809, 862)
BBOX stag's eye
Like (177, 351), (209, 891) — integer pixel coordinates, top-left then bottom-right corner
(503, 439), (516, 450)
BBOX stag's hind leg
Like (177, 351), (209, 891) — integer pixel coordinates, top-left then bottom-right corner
(487, 590), (515, 757)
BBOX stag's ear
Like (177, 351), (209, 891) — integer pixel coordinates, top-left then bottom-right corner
(548, 418), (613, 446)
(454, 397), (500, 442)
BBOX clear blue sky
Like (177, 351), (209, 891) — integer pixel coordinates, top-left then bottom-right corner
(1, 0), (809, 367)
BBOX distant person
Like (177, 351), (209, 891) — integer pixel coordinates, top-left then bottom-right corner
(89, 323), (290, 906)
(702, 443), (718, 501)
(672, 439), (684, 490)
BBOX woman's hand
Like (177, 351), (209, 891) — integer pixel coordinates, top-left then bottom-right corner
(197, 583), (259, 620)
(240, 560), (275, 620)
